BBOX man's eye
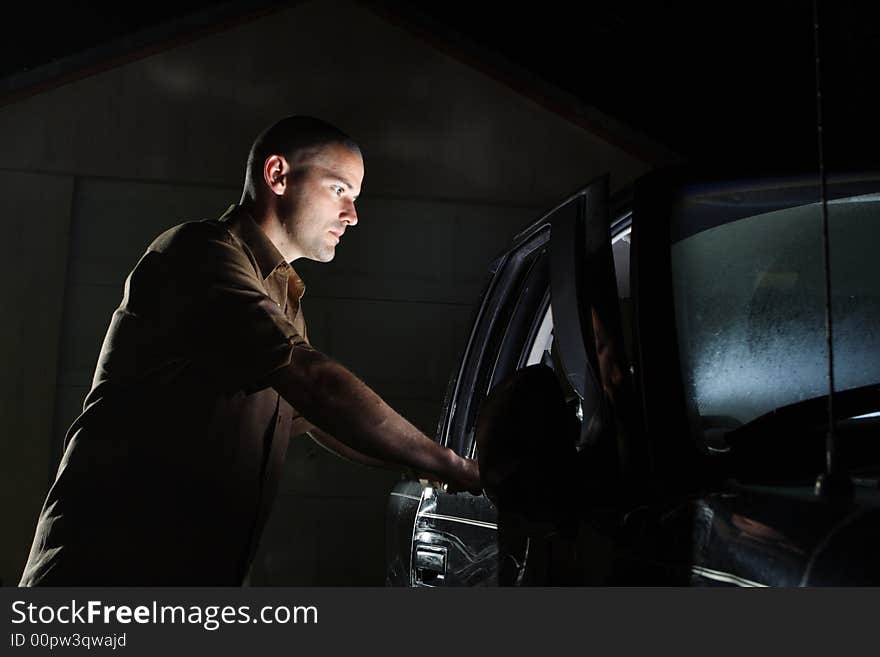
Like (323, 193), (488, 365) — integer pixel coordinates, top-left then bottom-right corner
(332, 185), (343, 196)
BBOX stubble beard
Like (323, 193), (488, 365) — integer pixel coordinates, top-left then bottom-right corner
(310, 241), (336, 262)
(299, 224), (336, 262)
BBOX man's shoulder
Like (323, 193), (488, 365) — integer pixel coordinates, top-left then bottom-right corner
(148, 218), (236, 256)
(143, 215), (259, 280)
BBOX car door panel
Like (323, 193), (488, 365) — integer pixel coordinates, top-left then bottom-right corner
(386, 479), (498, 586)
(412, 486), (498, 586)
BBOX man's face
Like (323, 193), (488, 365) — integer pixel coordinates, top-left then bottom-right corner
(279, 143), (364, 262)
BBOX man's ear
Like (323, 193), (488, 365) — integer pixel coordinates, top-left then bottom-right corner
(263, 155), (288, 197)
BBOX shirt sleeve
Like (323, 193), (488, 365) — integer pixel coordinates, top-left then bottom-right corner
(154, 222), (309, 393)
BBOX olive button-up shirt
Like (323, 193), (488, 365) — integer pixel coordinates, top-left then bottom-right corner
(20, 204), (312, 585)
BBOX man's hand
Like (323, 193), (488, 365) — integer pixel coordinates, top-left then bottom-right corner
(420, 454), (481, 495)
(441, 454), (482, 495)
(309, 428), (482, 495)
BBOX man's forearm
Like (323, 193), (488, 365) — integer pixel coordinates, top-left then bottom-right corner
(269, 345), (476, 488)
(306, 427), (400, 471)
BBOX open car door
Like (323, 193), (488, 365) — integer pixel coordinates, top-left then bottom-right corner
(385, 174), (634, 586)
(475, 174), (639, 584)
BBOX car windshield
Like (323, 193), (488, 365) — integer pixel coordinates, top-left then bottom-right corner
(669, 177), (880, 445)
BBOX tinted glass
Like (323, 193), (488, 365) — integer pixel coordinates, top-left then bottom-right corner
(670, 179), (880, 443)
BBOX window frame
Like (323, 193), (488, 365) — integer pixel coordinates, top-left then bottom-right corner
(437, 227), (549, 457)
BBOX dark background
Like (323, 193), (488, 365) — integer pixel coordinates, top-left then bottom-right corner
(3, 0), (878, 170)
(2, 0), (877, 586)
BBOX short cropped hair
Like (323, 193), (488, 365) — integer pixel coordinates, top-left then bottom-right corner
(242, 116), (361, 199)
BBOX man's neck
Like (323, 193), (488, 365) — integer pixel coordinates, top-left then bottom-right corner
(239, 198), (302, 262)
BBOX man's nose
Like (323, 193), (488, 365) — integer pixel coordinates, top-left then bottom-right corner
(341, 199), (358, 226)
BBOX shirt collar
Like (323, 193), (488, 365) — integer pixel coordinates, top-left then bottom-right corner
(217, 204), (307, 300)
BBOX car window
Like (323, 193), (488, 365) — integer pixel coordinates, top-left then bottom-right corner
(670, 184), (880, 444)
(450, 212), (632, 459)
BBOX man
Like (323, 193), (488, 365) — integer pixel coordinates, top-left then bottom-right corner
(20, 116), (480, 586)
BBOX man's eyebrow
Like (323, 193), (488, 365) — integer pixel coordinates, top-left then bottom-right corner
(325, 174), (354, 190)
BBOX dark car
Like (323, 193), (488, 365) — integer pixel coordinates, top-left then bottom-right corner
(385, 167), (880, 586)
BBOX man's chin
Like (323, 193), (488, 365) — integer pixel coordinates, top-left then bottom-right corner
(308, 247), (335, 263)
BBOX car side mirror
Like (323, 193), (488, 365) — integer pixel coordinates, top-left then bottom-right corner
(475, 364), (581, 522)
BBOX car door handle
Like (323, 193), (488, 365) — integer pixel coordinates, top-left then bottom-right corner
(414, 544), (447, 574)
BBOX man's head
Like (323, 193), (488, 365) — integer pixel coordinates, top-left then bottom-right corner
(241, 116), (364, 263)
